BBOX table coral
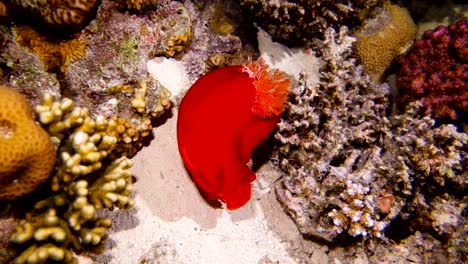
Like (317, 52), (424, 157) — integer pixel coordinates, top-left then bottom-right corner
(240, 0), (386, 45)
(397, 19), (468, 121)
(0, 85), (56, 201)
(273, 27), (467, 242)
(353, 4), (416, 81)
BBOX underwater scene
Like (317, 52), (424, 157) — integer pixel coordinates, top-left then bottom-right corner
(0, 0), (466, 263)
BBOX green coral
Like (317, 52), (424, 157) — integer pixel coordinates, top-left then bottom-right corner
(116, 35), (139, 74)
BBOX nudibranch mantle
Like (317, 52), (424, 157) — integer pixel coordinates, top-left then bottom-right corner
(177, 59), (290, 210)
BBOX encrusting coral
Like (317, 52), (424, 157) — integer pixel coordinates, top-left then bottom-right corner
(13, 26), (87, 72)
(397, 19), (468, 121)
(353, 4), (416, 81)
(151, 4), (192, 59)
(240, 0), (386, 45)
(111, 0), (159, 12)
(0, 85), (56, 201)
(273, 26), (467, 243)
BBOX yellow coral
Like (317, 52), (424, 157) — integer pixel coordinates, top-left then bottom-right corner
(112, 0), (159, 11)
(153, 6), (192, 58)
(14, 26), (86, 72)
(0, 2), (7, 17)
(0, 85), (56, 200)
(10, 94), (137, 263)
(353, 4), (416, 81)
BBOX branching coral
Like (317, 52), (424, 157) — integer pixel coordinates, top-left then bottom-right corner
(273, 27), (467, 242)
(240, 0), (386, 45)
(353, 4), (416, 81)
(397, 19), (468, 121)
(0, 85), (56, 201)
(8, 93), (139, 263)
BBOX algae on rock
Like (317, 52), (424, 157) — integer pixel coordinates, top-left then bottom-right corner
(274, 27), (467, 245)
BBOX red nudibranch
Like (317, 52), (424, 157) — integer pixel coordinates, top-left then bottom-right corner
(177, 58), (290, 210)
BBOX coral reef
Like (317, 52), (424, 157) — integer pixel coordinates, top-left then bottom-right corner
(273, 27), (467, 243)
(112, 0), (159, 12)
(151, 4), (192, 58)
(208, 2), (235, 36)
(0, 213), (17, 263)
(13, 26), (87, 72)
(0, 25), (62, 102)
(397, 19), (468, 121)
(180, 0), (243, 82)
(0, 85), (56, 201)
(8, 94), (138, 263)
(61, 0), (184, 114)
(240, 0), (386, 45)
(353, 4), (416, 81)
(5, 0), (99, 31)
(0, 0), (250, 262)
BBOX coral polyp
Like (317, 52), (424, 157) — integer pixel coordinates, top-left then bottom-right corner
(397, 19), (468, 121)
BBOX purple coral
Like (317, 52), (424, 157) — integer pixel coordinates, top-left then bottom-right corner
(397, 19), (467, 121)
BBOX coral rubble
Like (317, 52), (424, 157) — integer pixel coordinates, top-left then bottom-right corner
(0, 85), (56, 201)
(353, 4), (416, 81)
(397, 19), (468, 121)
(274, 27), (467, 244)
(240, 0), (386, 45)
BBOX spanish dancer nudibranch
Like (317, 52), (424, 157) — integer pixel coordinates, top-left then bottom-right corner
(177, 58), (290, 210)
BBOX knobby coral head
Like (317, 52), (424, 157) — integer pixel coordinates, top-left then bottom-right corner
(397, 19), (467, 121)
(0, 85), (56, 200)
(177, 58), (290, 210)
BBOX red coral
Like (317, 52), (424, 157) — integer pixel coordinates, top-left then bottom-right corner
(397, 19), (467, 121)
(177, 59), (290, 210)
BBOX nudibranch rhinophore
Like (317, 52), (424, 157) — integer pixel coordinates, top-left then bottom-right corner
(177, 58), (290, 210)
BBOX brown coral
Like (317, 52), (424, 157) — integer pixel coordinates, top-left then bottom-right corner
(112, 0), (159, 11)
(240, 0), (386, 45)
(0, 85), (56, 200)
(353, 4), (416, 81)
(14, 26), (87, 72)
(8, 0), (99, 31)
